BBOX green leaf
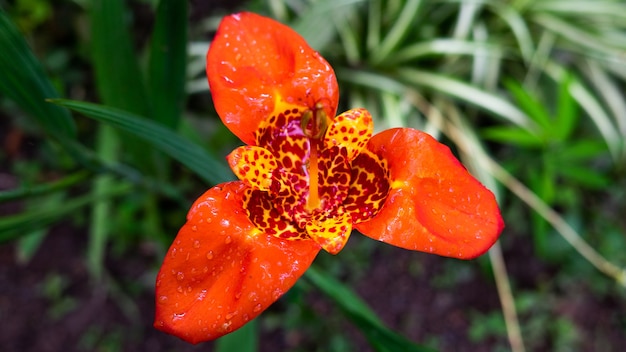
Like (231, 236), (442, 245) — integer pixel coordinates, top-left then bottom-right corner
(292, 0), (366, 51)
(305, 266), (435, 352)
(0, 9), (76, 138)
(369, 0), (422, 66)
(558, 139), (608, 161)
(553, 73), (579, 141)
(504, 79), (552, 131)
(0, 171), (89, 202)
(214, 319), (258, 352)
(395, 68), (535, 129)
(482, 126), (544, 147)
(544, 60), (622, 160)
(88, 125), (119, 280)
(16, 228), (47, 264)
(558, 165), (611, 189)
(90, 0), (150, 115)
(148, 0), (188, 129)
(50, 99), (232, 185)
(0, 185), (130, 243)
(90, 0), (154, 175)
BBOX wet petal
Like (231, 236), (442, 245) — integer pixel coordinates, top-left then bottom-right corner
(207, 12), (338, 145)
(356, 128), (504, 259)
(227, 146), (277, 191)
(154, 182), (320, 343)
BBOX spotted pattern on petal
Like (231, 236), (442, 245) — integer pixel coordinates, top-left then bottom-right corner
(344, 149), (390, 224)
(228, 146), (277, 191)
(243, 188), (306, 240)
(232, 97), (391, 254)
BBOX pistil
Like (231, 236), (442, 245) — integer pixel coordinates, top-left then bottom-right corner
(301, 103), (330, 213)
(307, 139), (321, 211)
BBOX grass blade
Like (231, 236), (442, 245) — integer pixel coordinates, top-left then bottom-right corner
(395, 68), (535, 129)
(0, 9), (76, 138)
(0, 171), (90, 202)
(370, 0), (422, 65)
(90, 0), (150, 115)
(305, 266), (435, 352)
(0, 185), (130, 243)
(544, 61), (623, 160)
(50, 99), (232, 185)
(148, 0), (188, 129)
(292, 0), (365, 51)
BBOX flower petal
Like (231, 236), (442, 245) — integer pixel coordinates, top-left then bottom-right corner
(207, 12), (339, 145)
(324, 108), (373, 161)
(227, 146), (277, 191)
(154, 181), (320, 343)
(305, 207), (352, 255)
(343, 148), (390, 223)
(355, 128), (504, 259)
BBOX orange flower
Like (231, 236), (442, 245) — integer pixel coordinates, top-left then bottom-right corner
(154, 12), (504, 344)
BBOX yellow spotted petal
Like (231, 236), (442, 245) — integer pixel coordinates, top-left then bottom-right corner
(324, 108), (373, 161)
(227, 146), (278, 191)
(305, 208), (352, 255)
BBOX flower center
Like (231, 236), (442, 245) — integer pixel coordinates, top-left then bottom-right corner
(300, 102), (330, 213)
(227, 98), (390, 254)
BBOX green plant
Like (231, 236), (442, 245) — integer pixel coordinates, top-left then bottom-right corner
(1, 0), (626, 350)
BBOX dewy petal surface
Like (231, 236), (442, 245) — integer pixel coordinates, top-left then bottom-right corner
(154, 182), (320, 343)
(356, 128), (504, 259)
(207, 12), (339, 145)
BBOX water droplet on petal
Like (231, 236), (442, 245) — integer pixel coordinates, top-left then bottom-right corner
(159, 295), (168, 303)
(176, 272), (185, 281)
(177, 286), (183, 293)
(193, 240), (201, 249)
(225, 236), (232, 244)
(192, 225), (198, 232)
(253, 304), (262, 312)
(272, 290), (281, 300)
(206, 251), (214, 260)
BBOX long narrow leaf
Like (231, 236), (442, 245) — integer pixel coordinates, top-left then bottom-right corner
(50, 99), (232, 185)
(395, 68), (536, 130)
(148, 0), (188, 129)
(292, 0), (365, 51)
(0, 185), (130, 243)
(0, 9), (76, 138)
(0, 171), (90, 202)
(90, 0), (150, 115)
(370, 0), (423, 65)
(305, 266), (435, 352)
(544, 61), (623, 160)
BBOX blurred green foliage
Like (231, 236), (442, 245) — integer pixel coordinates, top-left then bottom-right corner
(1, 0), (625, 350)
